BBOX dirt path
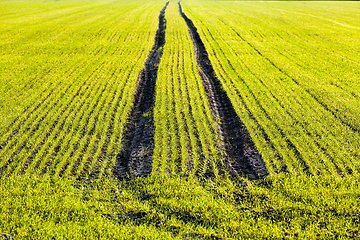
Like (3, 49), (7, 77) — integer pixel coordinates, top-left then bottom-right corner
(113, 2), (169, 179)
(178, 2), (268, 180)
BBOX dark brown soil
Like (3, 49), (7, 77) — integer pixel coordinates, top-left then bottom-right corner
(113, 2), (169, 179)
(178, 2), (269, 180)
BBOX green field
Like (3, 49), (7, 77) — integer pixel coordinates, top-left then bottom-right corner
(1, 0), (360, 239)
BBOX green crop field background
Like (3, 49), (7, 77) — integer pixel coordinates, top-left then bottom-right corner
(0, 0), (359, 239)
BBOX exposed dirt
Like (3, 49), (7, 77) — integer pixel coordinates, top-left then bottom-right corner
(113, 2), (169, 179)
(178, 2), (269, 180)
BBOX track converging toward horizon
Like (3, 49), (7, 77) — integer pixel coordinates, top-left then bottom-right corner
(113, 1), (267, 180)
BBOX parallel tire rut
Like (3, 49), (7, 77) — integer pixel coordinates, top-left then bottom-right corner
(113, 2), (169, 179)
(178, 2), (269, 180)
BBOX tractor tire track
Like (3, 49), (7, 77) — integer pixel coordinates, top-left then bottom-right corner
(178, 2), (268, 180)
(113, 2), (169, 179)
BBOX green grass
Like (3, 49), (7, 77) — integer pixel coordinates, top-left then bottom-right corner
(1, 174), (359, 239)
(1, 0), (360, 238)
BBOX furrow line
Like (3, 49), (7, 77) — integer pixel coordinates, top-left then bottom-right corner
(178, 2), (268, 180)
(113, 2), (169, 179)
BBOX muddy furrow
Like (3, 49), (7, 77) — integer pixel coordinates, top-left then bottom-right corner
(113, 2), (169, 179)
(178, 2), (268, 180)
